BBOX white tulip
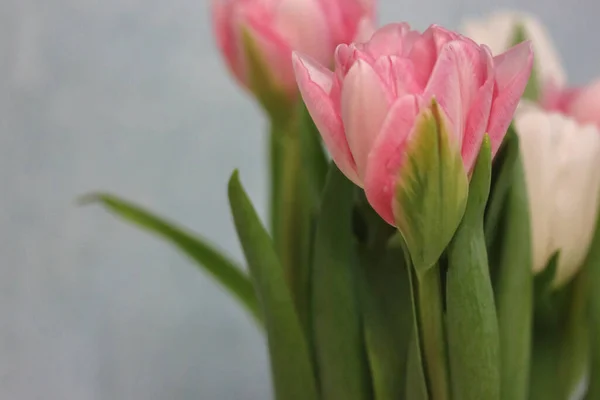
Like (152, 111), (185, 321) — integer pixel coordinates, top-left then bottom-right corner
(461, 11), (567, 88)
(514, 103), (600, 286)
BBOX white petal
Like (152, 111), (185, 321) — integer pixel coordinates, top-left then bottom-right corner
(514, 106), (560, 273)
(551, 120), (600, 286)
(515, 106), (600, 285)
(461, 11), (566, 87)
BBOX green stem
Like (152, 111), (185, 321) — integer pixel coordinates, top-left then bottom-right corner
(412, 265), (450, 400)
(272, 115), (312, 335)
(269, 121), (283, 246)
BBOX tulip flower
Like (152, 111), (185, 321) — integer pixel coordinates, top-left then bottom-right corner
(462, 11), (566, 94)
(294, 23), (533, 270)
(515, 80), (600, 287)
(211, 0), (375, 112)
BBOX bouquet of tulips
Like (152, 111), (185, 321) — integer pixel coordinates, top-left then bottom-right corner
(82, 2), (600, 399)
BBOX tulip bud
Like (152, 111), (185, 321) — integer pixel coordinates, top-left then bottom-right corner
(461, 11), (566, 98)
(211, 0), (374, 115)
(392, 99), (469, 270)
(294, 23), (533, 270)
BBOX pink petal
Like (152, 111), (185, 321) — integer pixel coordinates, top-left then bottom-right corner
(317, 0), (374, 45)
(364, 23), (414, 58)
(293, 52), (361, 185)
(427, 24), (462, 53)
(341, 59), (394, 178)
(272, 0), (332, 66)
(353, 16), (377, 43)
(363, 96), (419, 225)
(488, 41), (534, 156)
(462, 46), (494, 173)
(334, 43), (373, 78)
(211, 0), (245, 84)
(424, 40), (484, 147)
(374, 56), (421, 97)
(407, 29), (437, 90)
(566, 79), (600, 128)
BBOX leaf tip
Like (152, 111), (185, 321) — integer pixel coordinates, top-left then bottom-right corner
(227, 170), (244, 205)
(76, 192), (104, 207)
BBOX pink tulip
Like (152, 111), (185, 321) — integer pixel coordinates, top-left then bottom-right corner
(542, 79), (600, 128)
(211, 0), (375, 103)
(294, 23), (533, 226)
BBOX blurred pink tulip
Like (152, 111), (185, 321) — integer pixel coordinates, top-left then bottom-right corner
(211, 0), (375, 103)
(542, 79), (600, 128)
(294, 23), (533, 225)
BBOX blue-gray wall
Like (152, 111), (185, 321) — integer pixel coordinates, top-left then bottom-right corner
(1, 0), (598, 398)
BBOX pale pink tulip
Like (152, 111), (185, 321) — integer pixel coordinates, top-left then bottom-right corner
(294, 23), (533, 226)
(211, 0), (375, 102)
(542, 79), (600, 128)
(513, 78), (600, 286)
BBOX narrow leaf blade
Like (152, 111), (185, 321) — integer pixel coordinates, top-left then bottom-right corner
(80, 192), (261, 323)
(228, 171), (318, 400)
(358, 242), (413, 400)
(495, 156), (533, 400)
(447, 136), (500, 400)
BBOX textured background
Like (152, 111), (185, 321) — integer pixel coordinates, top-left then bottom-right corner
(1, 0), (598, 398)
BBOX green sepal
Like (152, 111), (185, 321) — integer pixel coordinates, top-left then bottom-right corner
(446, 136), (500, 400)
(228, 171), (318, 400)
(241, 29), (294, 122)
(78, 192), (261, 324)
(393, 99), (468, 273)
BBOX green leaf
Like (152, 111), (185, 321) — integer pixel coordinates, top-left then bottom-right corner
(495, 156), (533, 400)
(227, 171), (318, 400)
(533, 252), (560, 325)
(311, 165), (370, 400)
(485, 127), (519, 254)
(405, 330), (429, 400)
(394, 99), (468, 273)
(510, 24), (540, 101)
(446, 136), (500, 400)
(534, 252), (559, 299)
(530, 272), (590, 400)
(582, 202), (600, 399)
(79, 192), (261, 323)
(358, 239), (413, 400)
(556, 272), (589, 399)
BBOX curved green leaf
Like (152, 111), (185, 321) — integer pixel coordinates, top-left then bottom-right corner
(582, 204), (600, 399)
(446, 136), (500, 400)
(495, 156), (533, 400)
(79, 192), (261, 323)
(358, 242), (413, 400)
(228, 171), (318, 400)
